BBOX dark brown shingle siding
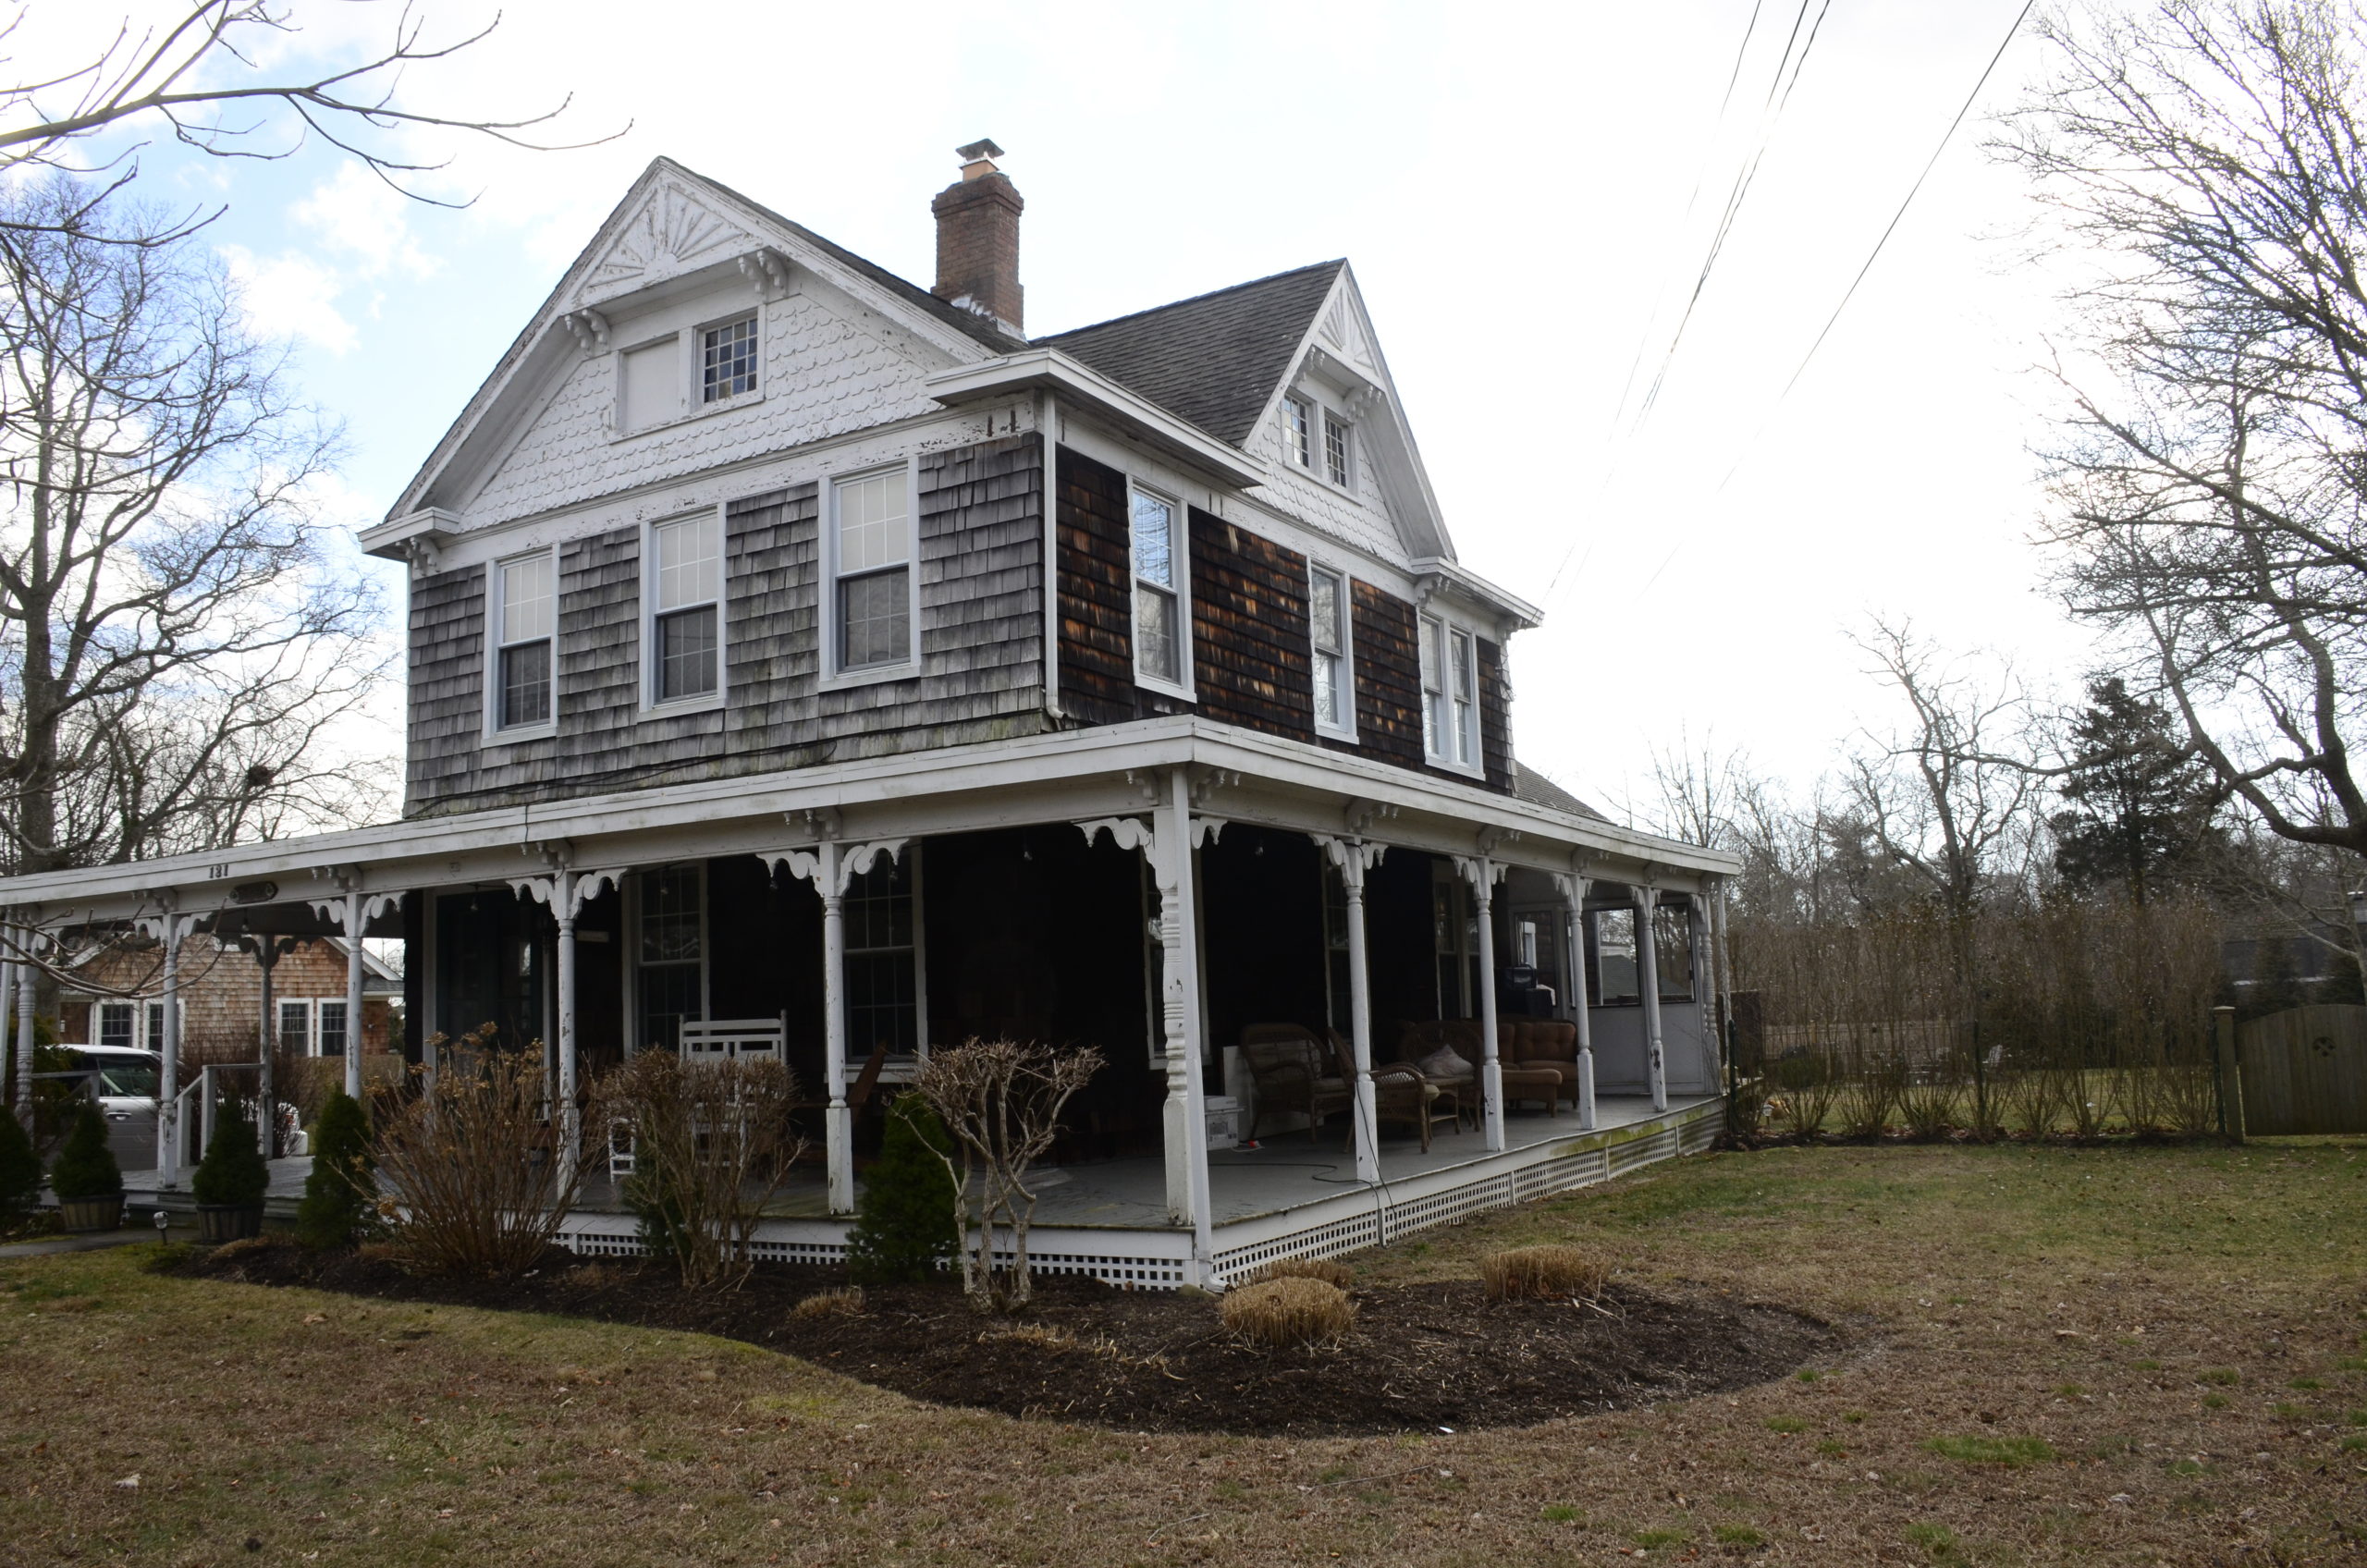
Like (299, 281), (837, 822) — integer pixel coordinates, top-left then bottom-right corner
(1187, 508), (1315, 741)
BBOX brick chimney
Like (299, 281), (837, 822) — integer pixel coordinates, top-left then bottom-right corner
(931, 139), (1024, 337)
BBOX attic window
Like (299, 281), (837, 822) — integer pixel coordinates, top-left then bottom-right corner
(1281, 396), (1313, 469)
(701, 315), (757, 403)
(1324, 411), (1351, 488)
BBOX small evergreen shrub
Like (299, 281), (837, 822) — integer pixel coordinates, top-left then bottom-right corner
(190, 1108), (269, 1207)
(0, 1109), (40, 1221)
(1480, 1243), (1611, 1302)
(1238, 1256), (1354, 1290)
(48, 1102), (122, 1200)
(296, 1091), (374, 1249)
(843, 1094), (958, 1285)
(1220, 1277), (1355, 1347)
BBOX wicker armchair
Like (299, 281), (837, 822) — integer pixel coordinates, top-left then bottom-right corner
(1239, 1023), (1351, 1143)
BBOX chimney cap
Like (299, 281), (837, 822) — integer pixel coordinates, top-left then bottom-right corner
(955, 138), (1006, 177)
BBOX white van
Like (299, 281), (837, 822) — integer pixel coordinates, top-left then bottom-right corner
(57, 1045), (162, 1121)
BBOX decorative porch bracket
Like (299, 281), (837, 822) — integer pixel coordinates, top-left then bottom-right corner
(1632, 882), (1668, 1111)
(1311, 835), (1387, 1184)
(1549, 872), (1598, 1131)
(1450, 852), (1511, 1151)
(761, 839), (908, 1216)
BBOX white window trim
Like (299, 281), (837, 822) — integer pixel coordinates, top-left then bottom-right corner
(484, 545), (559, 744)
(818, 458), (925, 693)
(1419, 611), (1485, 778)
(1126, 478), (1196, 700)
(1321, 407), (1355, 495)
(1307, 560), (1357, 741)
(609, 305), (768, 442)
(95, 999), (136, 1050)
(276, 997), (315, 1056)
(639, 508), (729, 718)
(315, 997), (352, 1058)
(1279, 393), (1314, 472)
(632, 862), (710, 1054)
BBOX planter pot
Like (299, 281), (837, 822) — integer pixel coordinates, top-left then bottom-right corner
(195, 1204), (264, 1243)
(57, 1194), (124, 1233)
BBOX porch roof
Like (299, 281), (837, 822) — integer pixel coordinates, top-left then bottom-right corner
(0, 715), (1737, 925)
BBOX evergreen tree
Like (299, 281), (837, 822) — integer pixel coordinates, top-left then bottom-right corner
(296, 1091), (374, 1248)
(190, 1106), (269, 1207)
(843, 1095), (958, 1285)
(0, 1110), (40, 1221)
(2051, 677), (2223, 903)
(47, 1101), (121, 1200)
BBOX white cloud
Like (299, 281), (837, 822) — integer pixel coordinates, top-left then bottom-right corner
(219, 244), (356, 356)
(292, 161), (442, 280)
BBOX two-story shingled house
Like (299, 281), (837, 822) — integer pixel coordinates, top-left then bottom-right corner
(0, 145), (1737, 1285)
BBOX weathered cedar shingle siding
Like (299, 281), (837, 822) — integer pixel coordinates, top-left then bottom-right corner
(1338, 580), (1425, 770)
(1476, 637), (1514, 793)
(1053, 446), (1139, 727)
(1187, 508), (1315, 741)
(403, 434), (1050, 817)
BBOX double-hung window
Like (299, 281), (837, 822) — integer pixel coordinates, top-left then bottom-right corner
(1419, 614), (1479, 770)
(844, 851), (922, 1058)
(277, 998), (313, 1055)
(494, 551), (555, 731)
(1309, 565), (1353, 736)
(317, 999), (350, 1058)
(701, 314), (757, 404)
(96, 1001), (134, 1050)
(1281, 395), (1313, 469)
(635, 864), (705, 1051)
(832, 468), (914, 673)
(1130, 485), (1186, 690)
(144, 1000), (165, 1052)
(650, 513), (721, 704)
(1324, 411), (1352, 488)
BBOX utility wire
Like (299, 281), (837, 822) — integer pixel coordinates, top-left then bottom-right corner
(1711, 0), (2037, 497)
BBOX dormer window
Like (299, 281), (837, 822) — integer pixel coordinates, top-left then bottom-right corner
(1281, 395), (1313, 469)
(1324, 411), (1351, 488)
(1129, 483), (1191, 694)
(701, 315), (757, 403)
(650, 512), (722, 704)
(492, 549), (555, 733)
(1419, 613), (1478, 771)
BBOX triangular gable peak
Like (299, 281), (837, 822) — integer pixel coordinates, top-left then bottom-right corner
(1252, 263), (1454, 565)
(385, 158), (1014, 530)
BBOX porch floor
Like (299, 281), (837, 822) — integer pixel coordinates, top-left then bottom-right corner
(123, 1095), (1711, 1231)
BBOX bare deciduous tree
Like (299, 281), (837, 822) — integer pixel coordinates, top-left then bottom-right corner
(0, 180), (386, 876)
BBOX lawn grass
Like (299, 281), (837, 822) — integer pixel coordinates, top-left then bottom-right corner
(5, 1139), (2365, 1564)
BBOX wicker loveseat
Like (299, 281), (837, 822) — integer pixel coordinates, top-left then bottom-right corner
(1238, 1023), (1351, 1142)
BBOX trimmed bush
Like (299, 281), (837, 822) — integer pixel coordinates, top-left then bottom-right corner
(1238, 1256), (1354, 1290)
(191, 1107), (269, 1207)
(48, 1101), (122, 1200)
(0, 1109), (40, 1222)
(844, 1095), (959, 1285)
(1220, 1277), (1355, 1347)
(1480, 1243), (1611, 1302)
(296, 1091), (374, 1249)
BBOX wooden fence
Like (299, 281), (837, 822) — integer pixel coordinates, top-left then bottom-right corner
(2235, 1004), (2367, 1136)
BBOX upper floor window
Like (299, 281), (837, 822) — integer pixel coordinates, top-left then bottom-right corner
(1420, 614), (1478, 770)
(620, 335), (680, 432)
(701, 315), (757, 403)
(1309, 564), (1353, 737)
(494, 550), (555, 731)
(1130, 484), (1188, 692)
(650, 513), (721, 704)
(1281, 395), (1313, 469)
(1324, 411), (1352, 488)
(832, 467), (914, 673)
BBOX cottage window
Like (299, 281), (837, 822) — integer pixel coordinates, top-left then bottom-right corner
(1324, 411), (1351, 487)
(1281, 395), (1313, 469)
(1419, 615), (1478, 770)
(1129, 484), (1188, 692)
(1592, 906), (1640, 1004)
(277, 998), (313, 1055)
(831, 468), (914, 673)
(318, 998), (350, 1058)
(97, 1001), (134, 1050)
(619, 335), (680, 431)
(493, 551), (555, 731)
(700, 314), (758, 403)
(1309, 565), (1353, 736)
(145, 1000), (165, 1052)
(635, 864), (705, 1051)
(1654, 898), (1696, 1001)
(844, 851), (922, 1058)
(650, 512), (722, 704)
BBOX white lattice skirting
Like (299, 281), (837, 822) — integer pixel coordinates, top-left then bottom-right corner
(555, 1096), (1723, 1289)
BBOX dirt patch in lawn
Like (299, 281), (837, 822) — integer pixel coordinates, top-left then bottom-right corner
(181, 1237), (1839, 1435)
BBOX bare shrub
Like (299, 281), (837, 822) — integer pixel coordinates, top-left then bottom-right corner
(1836, 1045), (1906, 1139)
(1479, 1243), (1613, 1303)
(595, 1051), (803, 1291)
(1898, 1075), (1960, 1141)
(1220, 1277), (1356, 1347)
(1770, 1040), (1840, 1139)
(2004, 1067), (2073, 1139)
(1238, 1256), (1354, 1290)
(792, 1286), (864, 1320)
(369, 1042), (582, 1279)
(907, 1038), (1104, 1311)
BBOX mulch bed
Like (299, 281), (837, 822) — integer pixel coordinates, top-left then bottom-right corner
(181, 1239), (1842, 1436)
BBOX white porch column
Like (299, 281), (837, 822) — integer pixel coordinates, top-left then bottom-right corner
(157, 913), (183, 1180)
(1318, 838), (1384, 1185)
(1458, 855), (1506, 1152)
(1634, 884), (1668, 1112)
(553, 869), (580, 1184)
(818, 841), (852, 1215)
(1554, 874), (1597, 1131)
(1152, 769), (1214, 1248)
(255, 937), (279, 1158)
(343, 891), (366, 1101)
(1711, 876), (1736, 1080)
(5, 926), (21, 1129)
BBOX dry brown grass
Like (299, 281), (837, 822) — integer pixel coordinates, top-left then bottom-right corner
(1236, 1256), (1355, 1290)
(1478, 1243), (1611, 1302)
(6, 1141), (2364, 1566)
(791, 1285), (864, 1320)
(1220, 1276), (1355, 1347)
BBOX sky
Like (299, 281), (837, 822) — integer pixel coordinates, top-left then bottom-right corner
(19, 0), (2109, 827)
